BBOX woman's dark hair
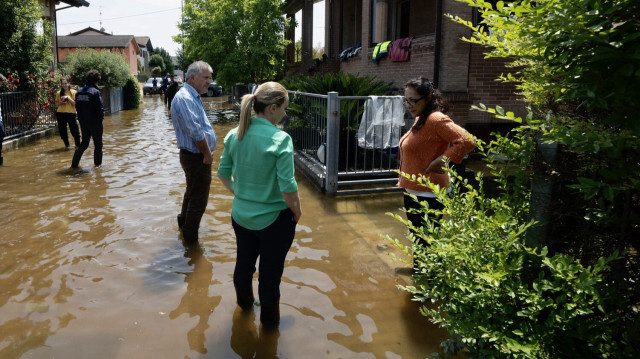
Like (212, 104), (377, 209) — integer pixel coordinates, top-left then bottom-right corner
(405, 77), (449, 132)
(59, 78), (69, 100)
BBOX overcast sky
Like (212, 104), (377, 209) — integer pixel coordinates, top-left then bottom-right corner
(56, 0), (325, 57)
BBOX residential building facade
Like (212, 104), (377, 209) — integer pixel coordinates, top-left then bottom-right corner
(57, 27), (141, 76)
(284, 0), (524, 140)
(136, 36), (153, 74)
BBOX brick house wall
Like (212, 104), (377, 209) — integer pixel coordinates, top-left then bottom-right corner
(326, 0), (479, 129)
(285, 0), (525, 140)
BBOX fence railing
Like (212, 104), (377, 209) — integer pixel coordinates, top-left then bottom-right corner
(285, 91), (410, 195)
(0, 91), (56, 140)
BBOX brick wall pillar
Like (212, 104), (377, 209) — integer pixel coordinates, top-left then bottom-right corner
(438, 1), (473, 92)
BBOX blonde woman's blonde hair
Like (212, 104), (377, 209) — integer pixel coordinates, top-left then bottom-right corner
(237, 82), (288, 140)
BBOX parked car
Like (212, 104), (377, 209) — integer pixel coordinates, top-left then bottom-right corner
(142, 77), (163, 95)
(205, 81), (223, 97)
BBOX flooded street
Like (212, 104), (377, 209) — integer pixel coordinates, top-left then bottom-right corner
(0, 95), (447, 358)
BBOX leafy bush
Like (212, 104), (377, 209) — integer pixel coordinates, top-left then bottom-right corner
(0, 0), (54, 91)
(386, 0), (640, 356)
(122, 75), (140, 110)
(281, 72), (393, 128)
(388, 130), (640, 357)
(149, 54), (165, 74)
(60, 49), (130, 89)
(152, 48), (174, 76)
(151, 66), (162, 77)
(281, 72), (392, 96)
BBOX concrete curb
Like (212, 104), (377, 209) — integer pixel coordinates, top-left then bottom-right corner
(2, 127), (58, 153)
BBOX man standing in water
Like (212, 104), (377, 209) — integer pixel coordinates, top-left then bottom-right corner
(171, 61), (216, 243)
(71, 69), (104, 168)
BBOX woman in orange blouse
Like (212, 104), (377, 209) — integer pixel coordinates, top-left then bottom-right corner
(398, 77), (476, 249)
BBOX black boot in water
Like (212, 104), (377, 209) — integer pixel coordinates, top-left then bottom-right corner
(235, 285), (255, 311)
(260, 302), (280, 329)
(182, 227), (198, 243)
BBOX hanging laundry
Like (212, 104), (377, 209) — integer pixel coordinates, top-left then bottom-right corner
(339, 43), (362, 61)
(372, 41), (392, 63)
(389, 37), (414, 62)
(357, 96), (405, 149)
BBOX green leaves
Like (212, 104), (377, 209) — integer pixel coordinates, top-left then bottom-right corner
(178, 0), (289, 87)
(0, 0), (54, 91)
(61, 49), (131, 88)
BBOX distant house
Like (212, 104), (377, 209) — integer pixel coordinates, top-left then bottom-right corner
(284, 0), (525, 141)
(136, 36), (154, 73)
(57, 27), (141, 76)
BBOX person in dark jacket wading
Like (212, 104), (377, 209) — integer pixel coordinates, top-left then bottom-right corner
(71, 70), (105, 168)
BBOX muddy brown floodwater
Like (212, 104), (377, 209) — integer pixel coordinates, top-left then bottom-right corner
(0, 95), (448, 358)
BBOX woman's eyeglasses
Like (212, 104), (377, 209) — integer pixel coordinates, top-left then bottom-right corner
(403, 96), (425, 107)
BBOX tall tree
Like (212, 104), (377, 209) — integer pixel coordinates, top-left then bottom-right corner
(177, 0), (290, 88)
(175, 48), (193, 74)
(153, 47), (175, 76)
(0, 0), (54, 90)
(149, 54), (165, 74)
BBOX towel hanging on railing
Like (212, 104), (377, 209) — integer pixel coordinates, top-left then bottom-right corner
(357, 96), (405, 149)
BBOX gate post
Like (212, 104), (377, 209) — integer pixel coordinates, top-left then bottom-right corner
(325, 92), (339, 194)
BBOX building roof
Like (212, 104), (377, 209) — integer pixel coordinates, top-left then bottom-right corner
(59, 0), (90, 7)
(135, 36), (154, 52)
(68, 27), (112, 36)
(58, 34), (140, 54)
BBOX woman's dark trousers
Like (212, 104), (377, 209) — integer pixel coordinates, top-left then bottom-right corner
(71, 119), (103, 167)
(179, 149), (212, 242)
(56, 112), (80, 148)
(232, 209), (296, 325)
(404, 192), (444, 273)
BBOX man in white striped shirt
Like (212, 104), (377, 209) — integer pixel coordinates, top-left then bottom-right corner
(171, 61), (217, 243)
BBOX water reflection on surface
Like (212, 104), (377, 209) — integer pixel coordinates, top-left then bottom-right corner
(0, 95), (447, 358)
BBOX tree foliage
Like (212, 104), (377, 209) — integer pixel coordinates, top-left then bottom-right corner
(386, 0), (640, 357)
(152, 47), (174, 76)
(175, 48), (193, 74)
(122, 75), (141, 110)
(60, 49), (130, 88)
(0, 0), (54, 91)
(176, 0), (290, 88)
(148, 54), (165, 73)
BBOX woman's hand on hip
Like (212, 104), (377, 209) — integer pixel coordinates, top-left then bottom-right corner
(426, 155), (446, 174)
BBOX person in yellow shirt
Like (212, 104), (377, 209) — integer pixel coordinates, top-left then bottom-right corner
(55, 77), (80, 148)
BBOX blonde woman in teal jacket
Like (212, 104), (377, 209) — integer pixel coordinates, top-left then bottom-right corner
(217, 82), (301, 329)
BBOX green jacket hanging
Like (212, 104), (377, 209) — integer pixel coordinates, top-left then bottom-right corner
(372, 41), (392, 63)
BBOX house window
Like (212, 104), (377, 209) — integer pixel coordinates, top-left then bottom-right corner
(342, 0), (362, 48)
(371, 0), (437, 44)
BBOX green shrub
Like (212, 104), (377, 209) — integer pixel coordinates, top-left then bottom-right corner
(151, 66), (162, 77)
(281, 72), (392, 96)
(282, 72), (393, 129)
(122, 75), (140, 110)
(60, 49), (130, 89)
(0, 0), (54, 91)
(387, 129), (639, 358)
